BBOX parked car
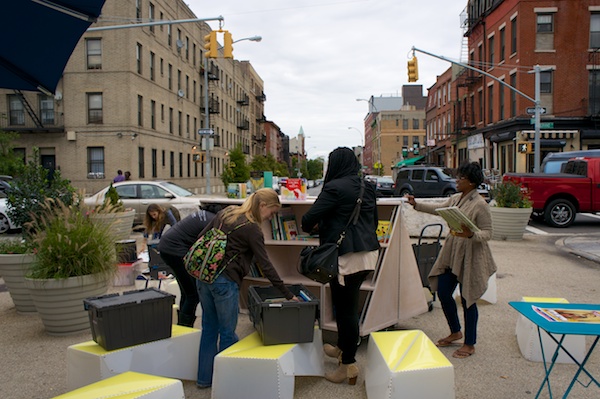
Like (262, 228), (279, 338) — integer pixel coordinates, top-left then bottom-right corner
(393, 166), (457, 197)
(0, 193), (20, 234)
(541, 149), (600, 173)
(84, 180), (202, 224)
(0, 175), (12, 193)
(365, 175), (396, 197)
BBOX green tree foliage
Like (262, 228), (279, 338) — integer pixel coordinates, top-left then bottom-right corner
(249, 153), (289, 177)
(221, 145), (250, 186)
(306, 158), (324, 180)
(0, 130), (24, 177)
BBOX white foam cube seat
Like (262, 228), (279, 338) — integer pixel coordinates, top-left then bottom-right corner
(53, 371), (184, 399)
(212, 328), (324, 399)
(515, 296), (585, 364)
(452, 273), (497, 304)
(66, 325), (200, 390)
(366, 330), (454, 399)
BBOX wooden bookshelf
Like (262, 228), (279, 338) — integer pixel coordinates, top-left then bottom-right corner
(199, 197), (428, 336)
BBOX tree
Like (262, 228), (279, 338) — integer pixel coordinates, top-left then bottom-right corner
(249, 153), (289, 177)
(0, 130), (24, 177)
(221, 145), (250, 187)
(306, 158), (324, 180)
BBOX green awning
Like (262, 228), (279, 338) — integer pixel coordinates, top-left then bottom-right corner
(395, 156), (425, 168)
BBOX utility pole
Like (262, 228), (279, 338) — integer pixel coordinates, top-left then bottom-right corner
(411, 46), (544, 173)
(199, 51), (213, 194)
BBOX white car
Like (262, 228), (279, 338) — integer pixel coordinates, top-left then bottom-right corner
(84, 181), (202, 224)
(0, 194), (19, 234)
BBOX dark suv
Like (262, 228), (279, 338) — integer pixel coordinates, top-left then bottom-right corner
(393, 166), (457, 197)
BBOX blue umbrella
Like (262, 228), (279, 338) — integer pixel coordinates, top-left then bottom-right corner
(0, 0), (107, 94)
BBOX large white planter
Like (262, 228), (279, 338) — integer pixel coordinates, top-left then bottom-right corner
(89, 209), (135, 241)
(0, 253), (36, 313)
(24, 274), (108, 335)
(490, 206), (533, 241)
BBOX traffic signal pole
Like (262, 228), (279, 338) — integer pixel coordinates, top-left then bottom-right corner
(411, 46), (544, 172)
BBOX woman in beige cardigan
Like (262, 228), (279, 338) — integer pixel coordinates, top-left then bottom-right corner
(406, 162), (497, 359)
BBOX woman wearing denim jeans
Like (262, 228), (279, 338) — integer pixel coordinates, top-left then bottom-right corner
(195, 189), (298, 388)
(406, 161), (497, 359)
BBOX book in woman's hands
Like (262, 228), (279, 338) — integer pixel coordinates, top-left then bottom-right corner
(435, 206), (481, 233)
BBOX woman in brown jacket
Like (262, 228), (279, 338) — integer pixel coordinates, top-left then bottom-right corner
(406, 161), (497, 359)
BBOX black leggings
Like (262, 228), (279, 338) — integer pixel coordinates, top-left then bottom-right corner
(330, 270), (370, 364)
(159, 251), (199, 318)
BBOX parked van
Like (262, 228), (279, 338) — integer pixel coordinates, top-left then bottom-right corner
(541, 149), (600, 173)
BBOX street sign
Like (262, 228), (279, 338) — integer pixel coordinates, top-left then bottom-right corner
(197, 128), (214, 135)
(529, 119), (554, 129)
(526, 107), (546, 115)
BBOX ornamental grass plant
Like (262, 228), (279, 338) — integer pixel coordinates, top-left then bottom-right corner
(26, 198), (116, 279)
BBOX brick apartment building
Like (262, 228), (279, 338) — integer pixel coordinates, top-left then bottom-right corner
(437, 0), (600, 174)
(0, 0), (283, 195)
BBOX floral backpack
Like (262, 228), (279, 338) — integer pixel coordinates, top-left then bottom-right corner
(183, 221), (248, 283)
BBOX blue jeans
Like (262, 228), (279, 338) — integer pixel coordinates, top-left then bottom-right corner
(196, 274), (240, 386)
(437, 269), (478, 346)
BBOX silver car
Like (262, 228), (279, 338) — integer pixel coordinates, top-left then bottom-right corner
(0, 193), (19, 234)
(84, 181), (202, 224)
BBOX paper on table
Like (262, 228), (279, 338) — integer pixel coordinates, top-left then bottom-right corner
(435, 206), (481, 233)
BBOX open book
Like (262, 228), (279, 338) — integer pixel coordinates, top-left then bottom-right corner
(435, 206), (480, 233)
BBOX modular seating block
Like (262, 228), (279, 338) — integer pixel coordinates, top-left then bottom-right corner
(366, 330), (454, 399)
(515, 296), (585, 364)
(53, 371), (184, 399)
(66, 325), (200, 390)
(212, 329), (324, 399)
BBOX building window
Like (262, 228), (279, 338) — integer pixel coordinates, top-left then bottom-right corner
(150, 100), (156, 129)
(150, 51), (155, 81)
(87, 147), (104, 175)
(510, 73), (517, 117)
(136, 0), (141, 19)
(488, 85), (494, 122)
(87, 93), (103, 124)
(511, 17), (517, 54)
(138, 147), (145, 178)
(170, 151), (175, 177)
(169, 107), (173, 133)
(160, 58), (164, 76)
(177, 70), (181, 91)
(477, 44), (483, 69)
(186, 76), (189, 98)
(488, 35), (495, 67)
(537, 14), (553, 33)
(402, 119), (408, 129)
(179, 152), (183, 177)
(178, 111), (182, 136)
(402, 136), (408, 146)
(478, 90), (483, 122)
(186, 114), (190, 137)
(161, 104), (164, 122)
(589, 70), (600, 114)
(162, 150), (165, 167)
(168, 64), (172, 90)
(136, 43), (142, 74)
(186, 37), (190, 60)
(412, 119), (419, 129)
(499, 27), (505, 62)
(148, 2), (154, 33)
(187, 153), (191, 177)
(412, 136), (419, 146)
(159, 12), (164, 31)
(499, 80), (505, 120)
(137, 95), (143, 126)
(151, 149), (157, 178)
(8, 95), (24, 125)
(86, 38), (101, 69)
(167, 25), (172, 47)
(540, 71), (553, 93)
(591, 14), (600, 49)
(193, 43), (197, 66)
(39, 95), (55, 124)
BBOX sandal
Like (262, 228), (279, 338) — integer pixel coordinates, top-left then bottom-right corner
(435, 337), (462, 347)
(452, 349), (474, 358)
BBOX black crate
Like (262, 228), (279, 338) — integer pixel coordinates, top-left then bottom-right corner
(248, 284), (319, 346)
(83, 288), (175, 351)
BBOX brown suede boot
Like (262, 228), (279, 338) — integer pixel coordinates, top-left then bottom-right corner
(323, 343), (342, 358)
(324, 363), (359, 385)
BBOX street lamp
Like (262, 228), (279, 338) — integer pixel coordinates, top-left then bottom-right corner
(347, 127), (364, 147)
(201, 34), (261, 194)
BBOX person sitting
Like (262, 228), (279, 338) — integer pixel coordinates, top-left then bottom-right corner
(113, 169), (125, 183)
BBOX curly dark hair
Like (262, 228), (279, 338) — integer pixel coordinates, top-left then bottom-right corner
(457, 161), (484, 186)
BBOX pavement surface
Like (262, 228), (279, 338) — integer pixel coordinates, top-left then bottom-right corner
(1, 232), (600, 399)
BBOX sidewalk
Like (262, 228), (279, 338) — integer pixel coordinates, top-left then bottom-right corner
(1, 233), (599, 399)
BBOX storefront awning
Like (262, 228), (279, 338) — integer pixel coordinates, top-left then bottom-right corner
(522, 130), (577, 140)
(394, 156), (425, 168)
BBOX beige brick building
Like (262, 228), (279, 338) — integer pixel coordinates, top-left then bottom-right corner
(0, 0), (269, 195)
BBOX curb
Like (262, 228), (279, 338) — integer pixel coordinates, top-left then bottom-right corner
(555, 236), (600, 264)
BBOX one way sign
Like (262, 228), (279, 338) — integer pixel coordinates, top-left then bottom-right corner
(526, 107), (546, 115)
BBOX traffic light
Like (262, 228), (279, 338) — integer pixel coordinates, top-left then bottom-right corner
(407, 56), (419, 82)
(518, 143), (534, 153)
(223, 31), (233, 58)
(203, 31), (217, 58)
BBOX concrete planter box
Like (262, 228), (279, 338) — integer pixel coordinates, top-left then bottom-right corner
(0, 253), (37, 313)
(490, 207), (533, 241)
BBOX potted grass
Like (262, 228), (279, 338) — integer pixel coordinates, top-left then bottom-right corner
(24, 197), (116, 335)
(88, 183), (135, 241)
(489, 180), (533, 240)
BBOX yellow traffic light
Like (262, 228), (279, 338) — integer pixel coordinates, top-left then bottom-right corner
(407, 56), (419, 82)
(204, 31), (217, 58)
(223, 31), (233, 58)
(527, 142), (534, 154)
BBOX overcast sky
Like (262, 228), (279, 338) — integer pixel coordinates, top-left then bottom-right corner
(186, 0), (469, 159)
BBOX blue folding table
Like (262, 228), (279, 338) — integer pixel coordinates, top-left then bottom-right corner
(509, 301), (600, 398)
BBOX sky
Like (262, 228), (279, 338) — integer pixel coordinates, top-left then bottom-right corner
(186, 0), (469, 159)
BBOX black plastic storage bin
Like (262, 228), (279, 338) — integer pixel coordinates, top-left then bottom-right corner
(248, 284), (319, 346)
(83, 288), (175, 351)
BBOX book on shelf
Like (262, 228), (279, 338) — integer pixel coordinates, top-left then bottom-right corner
(271, 206), (299, 240)
(376, 220), (392, 243)
(434, 206), (481, 233)
(282, 218), (299, 240)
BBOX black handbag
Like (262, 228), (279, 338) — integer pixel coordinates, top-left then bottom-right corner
(299, 180), (364, 284)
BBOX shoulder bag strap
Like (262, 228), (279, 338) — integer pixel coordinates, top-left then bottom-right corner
(337, 179), (365, 246)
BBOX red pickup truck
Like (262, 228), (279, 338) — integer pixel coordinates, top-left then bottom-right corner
(504, 157), (600, 228)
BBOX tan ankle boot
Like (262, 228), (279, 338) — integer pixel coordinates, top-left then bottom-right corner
(323, 343), (342, 359)
(324, 363), (359, 385)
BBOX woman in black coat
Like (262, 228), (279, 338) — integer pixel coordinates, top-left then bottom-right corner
(301, 147), (380, 386)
